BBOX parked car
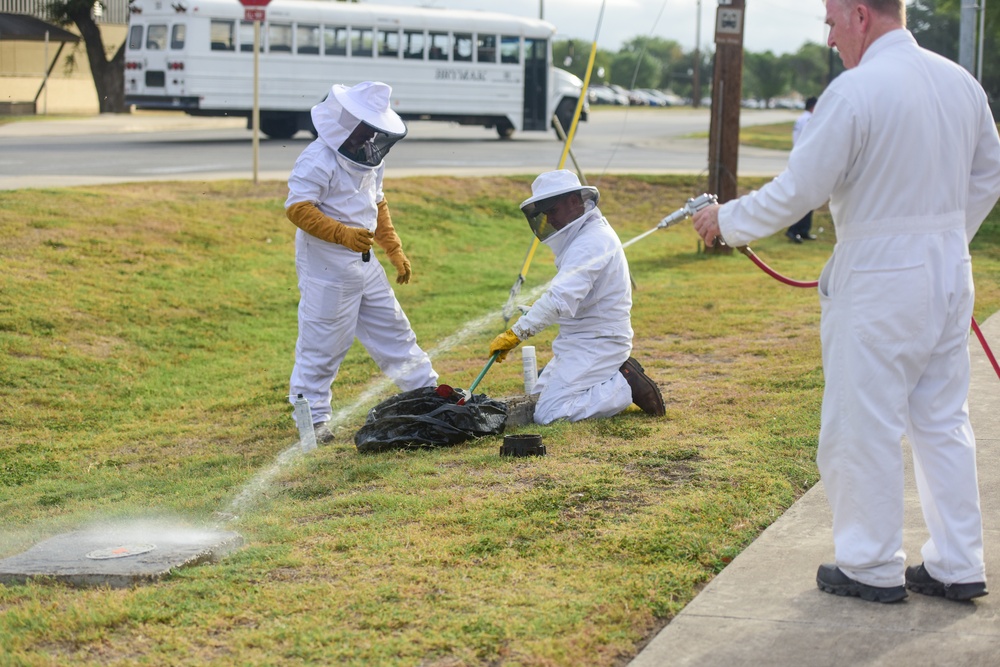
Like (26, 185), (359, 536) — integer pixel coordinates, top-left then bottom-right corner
(608, 84), (646, 106)
(643, 89), (686, 107)
(588, 84), (629, 105)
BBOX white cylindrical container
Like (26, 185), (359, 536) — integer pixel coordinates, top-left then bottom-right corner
(521, 345), (538, 394)
(293, 393), (317, 453)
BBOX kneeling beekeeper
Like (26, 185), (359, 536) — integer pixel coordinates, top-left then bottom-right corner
(285, 81), (438, 443)
(489, 170), (666, 424)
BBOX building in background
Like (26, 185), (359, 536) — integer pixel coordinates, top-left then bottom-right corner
(1, 0), (127, 114)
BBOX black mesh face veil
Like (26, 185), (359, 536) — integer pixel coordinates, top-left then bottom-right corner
(338, 117), (407, 167)
(521, 195), (562, 242)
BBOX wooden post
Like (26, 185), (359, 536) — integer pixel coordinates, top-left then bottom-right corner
(706, 0), (746, 255)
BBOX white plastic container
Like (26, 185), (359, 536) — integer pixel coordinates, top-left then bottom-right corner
(521, 345), (538, 394)
(293, 393), (317, 453)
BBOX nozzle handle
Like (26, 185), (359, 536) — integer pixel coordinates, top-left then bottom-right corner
(657, 193), (718, 229)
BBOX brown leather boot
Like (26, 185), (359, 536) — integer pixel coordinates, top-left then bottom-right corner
(619, 357), (665, 416)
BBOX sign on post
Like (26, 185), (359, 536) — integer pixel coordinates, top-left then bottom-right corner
(239, 0), (271, 21)
(238, 0), (271, 184)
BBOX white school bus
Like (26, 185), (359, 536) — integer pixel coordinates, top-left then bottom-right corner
(123, 0), (586, 139)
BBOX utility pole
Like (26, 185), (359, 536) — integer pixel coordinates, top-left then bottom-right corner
(706, 0), (745, 255)
(960, 1), (978, 73)
(693, 0), (702, 108)
(540, 0), (544, 20)
(977, 0), (987, 83)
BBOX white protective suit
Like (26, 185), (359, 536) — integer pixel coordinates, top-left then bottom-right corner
(286, 89), (437, 425)
(717, 30), (1000, 588)
(512, 205), (634, 424)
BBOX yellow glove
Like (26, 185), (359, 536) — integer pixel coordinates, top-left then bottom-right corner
(489, 329), (521, 363)
(390, 252), (411, 285)
(286, 202), (374, 253)
(374, 198), (412, 284)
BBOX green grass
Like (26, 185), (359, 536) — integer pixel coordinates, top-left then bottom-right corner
(1, 176), (998, 666)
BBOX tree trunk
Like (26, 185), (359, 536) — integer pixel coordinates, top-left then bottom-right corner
(69, 8), (127, 113)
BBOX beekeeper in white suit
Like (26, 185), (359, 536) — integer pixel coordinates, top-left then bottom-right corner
(693, 0), (1000, 603)
(285, 81), (438, 443)
(489, 170), (666, 424)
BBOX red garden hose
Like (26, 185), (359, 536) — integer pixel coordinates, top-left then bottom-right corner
(737, 246), (1000, 381)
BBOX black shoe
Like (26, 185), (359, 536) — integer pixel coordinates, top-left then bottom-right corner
(905, 563), (988, 601)
(785, 231), (803, 244)
(816, 564), (908, 603)
(619, 357), (665, 416)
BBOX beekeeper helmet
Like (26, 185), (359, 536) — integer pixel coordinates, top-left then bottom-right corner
(311, 81), (407, 167)
(519, 170), (599, 241)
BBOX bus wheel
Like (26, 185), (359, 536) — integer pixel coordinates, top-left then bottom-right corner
(495, 118), (515, 140)
(261, 114), (299, 140)
(554, 98), (576, 138)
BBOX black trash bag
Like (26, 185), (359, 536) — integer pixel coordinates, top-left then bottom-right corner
(354, 386), (508, 453)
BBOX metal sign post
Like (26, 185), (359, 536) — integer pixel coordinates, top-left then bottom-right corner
(239, 0), (271, 184)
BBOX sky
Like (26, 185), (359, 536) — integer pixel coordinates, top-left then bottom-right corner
(364, 0), (830, 56)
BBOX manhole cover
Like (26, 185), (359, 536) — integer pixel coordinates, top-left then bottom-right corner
(85, 544), (157, 560)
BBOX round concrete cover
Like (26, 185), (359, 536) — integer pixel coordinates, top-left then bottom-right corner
(86, 544), (157, 560)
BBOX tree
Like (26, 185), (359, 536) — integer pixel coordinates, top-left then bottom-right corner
(552, 39), (616, 85)
(743, 51), (786, 104)
(908, 0), (959, 60)
(784, 42), (831, 97)
(608, 50), (661, 90)
(908, 0), (999, 116)
(47, 0), (126, 113)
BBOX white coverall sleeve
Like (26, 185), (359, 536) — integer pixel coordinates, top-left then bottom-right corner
(965, 101), (1000, 242)
(511, 239), (607, 340)
(285, 150), (331, 209)
(718, 91), (861, 248)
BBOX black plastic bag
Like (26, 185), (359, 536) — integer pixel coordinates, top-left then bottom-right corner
(354, 386), (508, 453)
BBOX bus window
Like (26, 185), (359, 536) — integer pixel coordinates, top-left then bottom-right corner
(171, 24), (185, 50)
(350, 28), (373, 57)
(239, 21), (263, 52)
(500, 35), (520, 64)
(324, 26), (347, 56)
(476, 34), (496, 64)
(128, 25), (143, 51)
(297, 24), (320, 55)
(525, 37), (546, 62)
(454, 33), (472, 62)
(210, 21), (234, 52)
(269, 23), (293, 52)
(428, 32), (449, 61)
(403, 30), (425, 59)
(147, 25), (168, 51)
(378, 29), (400, 58)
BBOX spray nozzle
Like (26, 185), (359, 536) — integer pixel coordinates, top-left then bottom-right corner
(657, 193), (718, 229)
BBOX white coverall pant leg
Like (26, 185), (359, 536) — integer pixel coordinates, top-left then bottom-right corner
(817, 232), (985, 588)
(290, 260), (436, 425)
(908, 258), (985, 585)
(533, 334), (633, 425)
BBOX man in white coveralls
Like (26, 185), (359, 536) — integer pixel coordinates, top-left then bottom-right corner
(285, 81), (438, 443)
(692, 0), (1000, 603)
(489, 170), (666, 424)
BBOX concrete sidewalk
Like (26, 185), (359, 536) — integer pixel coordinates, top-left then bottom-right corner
(629, 312), (1000, 666)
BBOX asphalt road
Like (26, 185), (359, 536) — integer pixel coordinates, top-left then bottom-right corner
(0, 108), (798, 190)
